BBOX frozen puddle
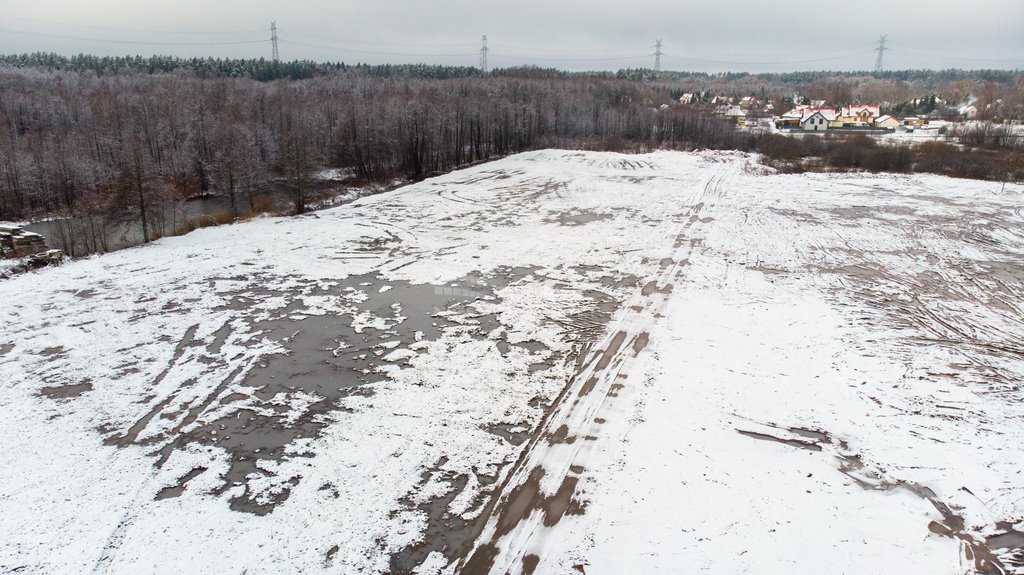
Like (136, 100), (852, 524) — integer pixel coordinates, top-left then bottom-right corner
(1, 150), (1023, 574)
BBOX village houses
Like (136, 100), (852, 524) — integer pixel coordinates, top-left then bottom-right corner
(770, 100), (932, 132)
(678, 90), (954, 133)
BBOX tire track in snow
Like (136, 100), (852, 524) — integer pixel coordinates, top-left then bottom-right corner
(452, 163), (738, 575)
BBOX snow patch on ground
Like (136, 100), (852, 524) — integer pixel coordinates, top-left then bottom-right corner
(1, 149), (1021, 574)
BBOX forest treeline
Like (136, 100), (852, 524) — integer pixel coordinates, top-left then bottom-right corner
(3, 52), (1019, 85)
(0, 53), (488, 81)
(1, 60), (1022, 257)
(0, 63), (748, 250)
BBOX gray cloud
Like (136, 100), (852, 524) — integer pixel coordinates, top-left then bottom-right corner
(2, 0), (1022, 72)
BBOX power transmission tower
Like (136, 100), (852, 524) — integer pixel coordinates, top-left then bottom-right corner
(479, 34), (489, 74)
(874, 35), (887, 73)
(271, 21), (280, 62)
(654, 39), (663, 72)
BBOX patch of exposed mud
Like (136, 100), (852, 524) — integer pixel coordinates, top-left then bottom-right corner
(737, 429), (823, 451)
(387, 457), (482, 574)
(460, 465), (586, 574)
(485, 422), (532, 446)
(156, 466), (208, 500)
(105, 267), (546, 515)
(641, 280), (672, 296)
(389, 267), (632, 573)
(825, 204), (919, 221)
(39, 380), (93, 399)
(544, 209), (613, 227)
(988, 523), (1024, 551)
(737, 424), (1016, 574)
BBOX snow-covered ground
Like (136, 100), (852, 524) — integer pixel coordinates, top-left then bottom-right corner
(1, 150), (1022, 574)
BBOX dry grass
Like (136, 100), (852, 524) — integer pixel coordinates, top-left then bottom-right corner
(239, 195), (277, 220)
(171, 209), (235, 236)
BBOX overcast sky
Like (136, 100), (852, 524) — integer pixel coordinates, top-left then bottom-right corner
(2, 0), (1022, 72)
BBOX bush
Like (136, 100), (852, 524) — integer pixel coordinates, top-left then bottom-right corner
(864, 145), (913, 172)
(824, 135), (876, 169)
(915, 141), (960, 175)
(760, 134), (801, 161)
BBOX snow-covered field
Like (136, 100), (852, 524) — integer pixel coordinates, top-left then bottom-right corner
(1, 150), (1022, 574)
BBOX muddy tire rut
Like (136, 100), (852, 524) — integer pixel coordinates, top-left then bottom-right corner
(449, 168), (732, 575)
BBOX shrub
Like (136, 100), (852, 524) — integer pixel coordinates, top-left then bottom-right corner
(915, 141), (960, 175)
(760, 134), (801, 161)
(824, 135), (876, 169)
(865, 145), (913, 172)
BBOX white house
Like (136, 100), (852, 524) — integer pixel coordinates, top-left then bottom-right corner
(722, 105), (747, 123)
(801, 109), (837, 131)
(679, 93), (697, 104)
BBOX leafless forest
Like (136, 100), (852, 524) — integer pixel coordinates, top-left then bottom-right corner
(1, 59), (1022, 256)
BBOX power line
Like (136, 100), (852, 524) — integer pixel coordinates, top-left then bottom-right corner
(489, 43), (877, 67)
(0, 27), (269, 47)
(10, 22), (1005, 71)
(874, 34), (887, 73)
(888, 45), (1024, 62)
(264, 27), (479, 54)
(662, 49), (875, 67)
(0, 19), (886, 69)
(479, 34), (489, 74)
(278, 39), (477, 58)
(297, 32), (477, 49)
(697, 45), (874, 59)
(2, 15), (269, 35)
(271, 30), (875, 67)
(271, 21), (279, 61)
(887, 40), (1024, 57)
(489, 53), (650, 63)
(488, 43), (652, 55)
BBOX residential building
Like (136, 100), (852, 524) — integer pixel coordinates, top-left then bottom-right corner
(874, 115), (900, 129)
(721, 105), (747, 123)
(801, 109), (836, 131)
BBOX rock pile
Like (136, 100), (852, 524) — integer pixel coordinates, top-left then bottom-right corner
(1, 224), (49, 258)
(0, 225), (62, 278)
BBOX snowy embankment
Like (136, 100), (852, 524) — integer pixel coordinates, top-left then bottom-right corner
(0, 150), (1022, 575)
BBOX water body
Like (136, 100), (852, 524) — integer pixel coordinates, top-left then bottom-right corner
(22, 174), (355, 257)
(25, 195), (238, 256)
